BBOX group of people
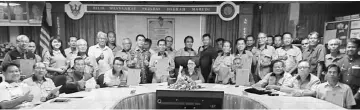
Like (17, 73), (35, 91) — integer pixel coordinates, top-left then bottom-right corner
(0, 30), (360, 109)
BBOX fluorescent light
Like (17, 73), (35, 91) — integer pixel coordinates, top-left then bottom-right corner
(0, 3), (20, 7)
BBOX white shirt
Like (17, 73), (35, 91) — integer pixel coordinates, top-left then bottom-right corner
(0, 81), (30, 102)
(103, 69), (127, 86)
(88, 44), (114, 75)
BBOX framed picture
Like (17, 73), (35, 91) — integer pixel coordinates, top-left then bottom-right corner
(0, 1), (10, 23)
(147, 17), (175, 52)
(28, 2), (44, 24)
(8, 1), (28, 23)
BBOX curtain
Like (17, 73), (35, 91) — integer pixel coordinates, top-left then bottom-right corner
(65, 14), (115, 46)
(298, 3), (359, 40)
(0, 27), (9, 44)
(252, 3), (290, 37)
(205, 15), (240, 53)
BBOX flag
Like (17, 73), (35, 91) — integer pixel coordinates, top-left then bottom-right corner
(39, 2), (51, 57)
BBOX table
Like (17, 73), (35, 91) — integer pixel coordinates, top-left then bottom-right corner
(30, 83), (345, 109)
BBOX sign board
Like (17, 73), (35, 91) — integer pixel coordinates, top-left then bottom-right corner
(65, 1), (240, 21)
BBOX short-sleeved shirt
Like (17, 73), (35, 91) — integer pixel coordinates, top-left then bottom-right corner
(338, 55), (360, 87)
(256, 72), (293, 87)
(149, 51), (175, 78)
(64, 48), (78, 60)
(175, 47), (197, 56)
(325, 54), (345, 68)
(22, 76), (56, 102)
(255, 45), (276, 79)
(88, 44), (114, 75)
(213, 53), (235, 82)
(302, 44), (325, 75)
(0, 81), (29, 102)
(108, 45), (122, 55)
(275, 45), (302, 72)
(103, 69), (127, 86)
(43, 50), (68, 69)
(315, 82), (356, 108)
(234, 50), (254, 70)
(284, 74), (320, 91)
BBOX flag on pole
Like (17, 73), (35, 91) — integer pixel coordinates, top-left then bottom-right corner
(39, 2), (51, 57)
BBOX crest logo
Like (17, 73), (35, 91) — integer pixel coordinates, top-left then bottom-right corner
(217, 1), (239, 21)
(65, 1), (85, 20)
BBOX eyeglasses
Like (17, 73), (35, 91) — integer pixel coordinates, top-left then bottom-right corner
(298, 66), (309, 69)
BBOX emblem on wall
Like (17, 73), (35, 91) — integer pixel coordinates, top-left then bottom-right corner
(65, 1), (85, 20)
(218, 1), (239, 21)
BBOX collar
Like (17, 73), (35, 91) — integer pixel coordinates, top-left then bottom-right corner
(53, 50), (61, 54)
(184, 47), (194, 51)
(32, 74), (47, 82)
(236, 50), (246, 55)
(95, 44), (110, 51)
(166, 47), (173, 52)
(158, 51), (168, 57)
(221, 52), (231, 56)
(325, 82), (341, 88)
(69, 48), (78, 54)
(16, 47), (25, 54)
(281, 45), (294, 50)
(122, 49), (131, 53)
(296, 74), (311, 81)
(135, 46), (144, 52)
(270, 72), (285, 77)
(326, 53), (344, 60)
(259, 45), (268, 51)
(112, 69), (124, 76)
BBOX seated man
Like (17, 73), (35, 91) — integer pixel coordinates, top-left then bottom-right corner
(252, 60), (293, 89)
(23, 62), (58, 103)
(315, 64), (355, 109)
(63, 58), (98, 94)
(281, 60), (320, 97)
(103, 57), (128, 87)
(0, 63), (33, 109)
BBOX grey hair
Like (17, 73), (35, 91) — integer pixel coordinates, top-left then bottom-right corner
(327, 38), (341, 45)
(16, 35), (29, 42)
(76, 39), (87, 45)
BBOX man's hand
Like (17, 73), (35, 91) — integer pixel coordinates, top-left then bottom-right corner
(22, 91), (34, 102)
(291, 90), (303, 97)
(78, 80), (86, 90)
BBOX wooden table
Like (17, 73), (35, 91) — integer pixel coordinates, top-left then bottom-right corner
(28, 83), (345, 109)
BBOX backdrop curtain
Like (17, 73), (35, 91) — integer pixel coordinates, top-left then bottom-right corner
(65, 14), (115, 46)
(205, 15), (239, 53)
(252, 3), (290, 37)
(0, 27), (9, 44)
(297, 3), (359, 40)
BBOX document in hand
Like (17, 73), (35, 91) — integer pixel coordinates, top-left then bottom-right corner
(155, 58), (170, 77)
(236, 69), (250, 86)
(127, 68), (141, 86)
(85, 77), (97, 89)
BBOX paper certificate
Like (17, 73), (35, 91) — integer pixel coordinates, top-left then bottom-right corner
(325, 91), (344, 107)
(236, 69), (250, 86)
(127, 69), (141, 86)
(154, 58), (170, 77)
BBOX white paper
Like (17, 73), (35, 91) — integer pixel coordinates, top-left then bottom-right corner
(155, 58), (170, 77)
(236, 69), (250, 86)
(85, 78), (96, 89)
(325, 91), (344, 107)
(127, 69), (141, 86)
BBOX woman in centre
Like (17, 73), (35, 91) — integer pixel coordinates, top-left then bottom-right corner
(180, 59), (205, 83)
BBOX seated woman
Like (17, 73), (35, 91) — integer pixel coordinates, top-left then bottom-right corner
(252, 60), (293, 89)
(102, 57), (128, 87)
(180, 59), (205, 83)
(228, 57), (255, 85)
(212, 41), (235, 84)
